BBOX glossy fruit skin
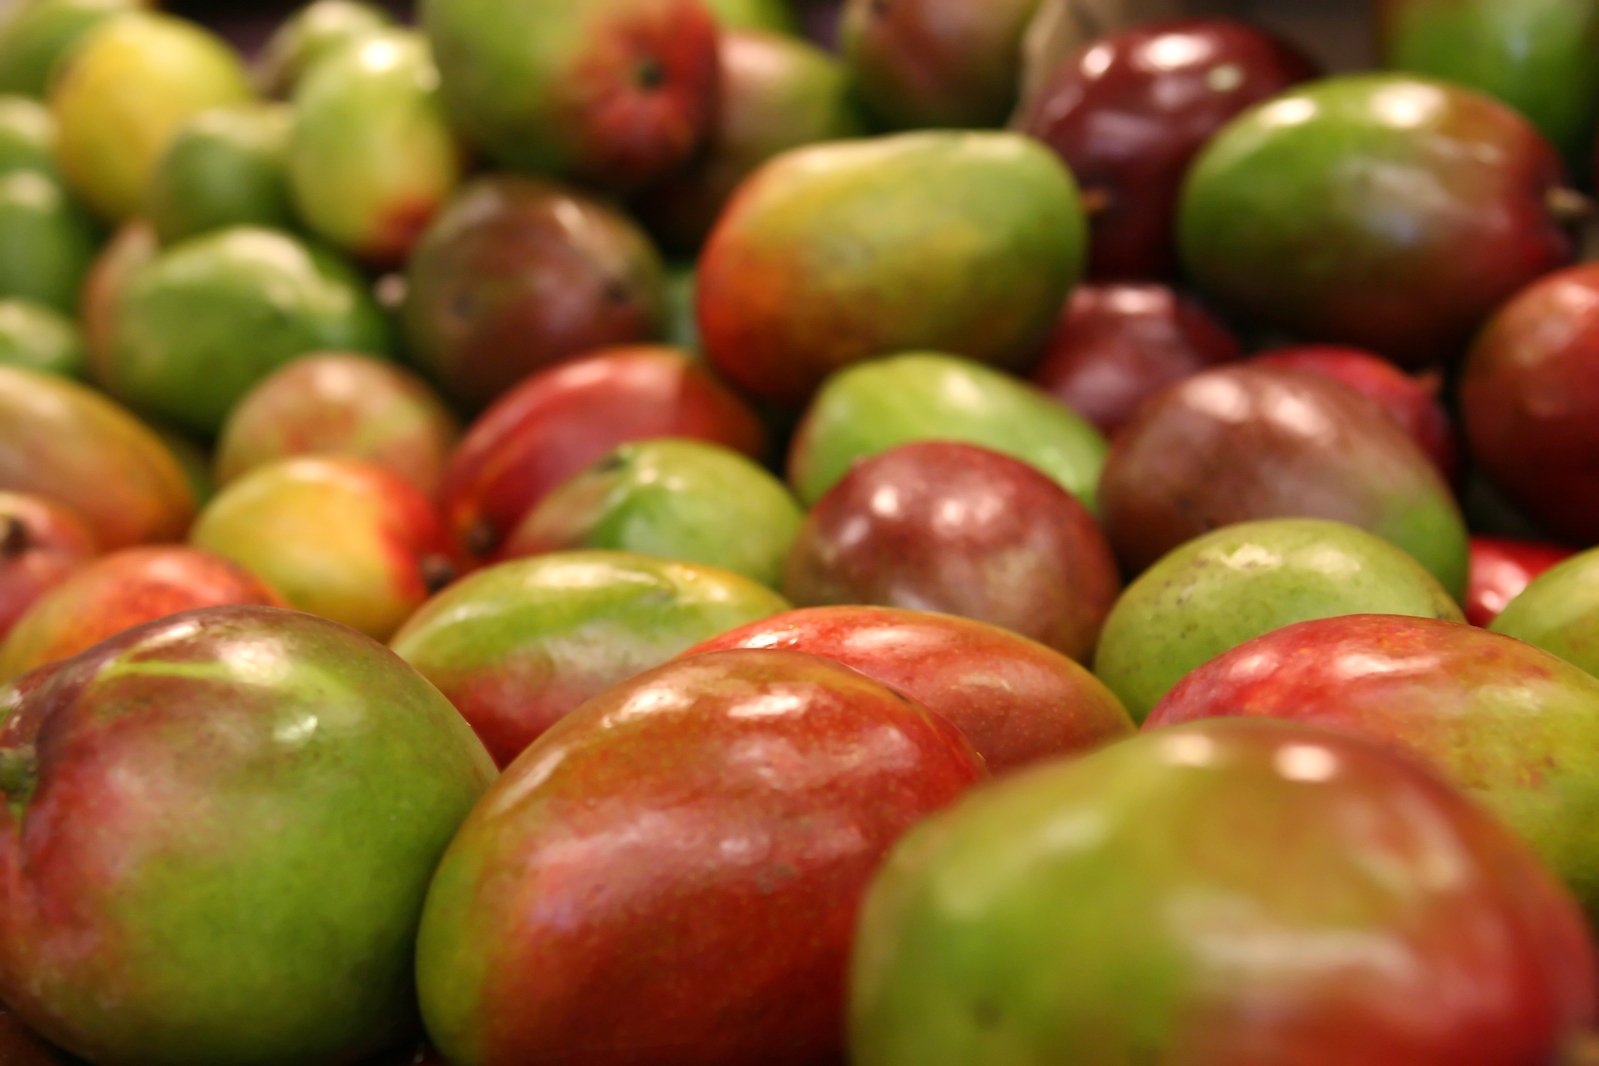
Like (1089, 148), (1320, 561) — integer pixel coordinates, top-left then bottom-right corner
(1094, 518), (1465, 721)
(1490, 545), (1599, 677)
(1461, 262), (1599, 543)
(1253, 344), (1460, 485)
(1180, 73), (1575, 368)
(190, 457), (456, 642)
(500, 438), (802, 588)
(422, 0), (720, 190)
(0, 545), (283, 681)
(697, 131), (1086, 410)
(0, 0), (139, 98)
(788, 352), (1107, 509)
(1099, 365), (1470, 598)
(289, 29), (465, 268)
(1028, 284), (1241, 436)
(403, 175), (666, 411)
(636, 28), (865, 253)
(785, 442), (1120, 663)
(1149, 613), (1599, 918)
(684, 604), (1133, 773)
(0, 605), (497, 1066)
(0, 492), (96, 644)
(840, 0), (1041, 129)
(255, 0), (396, 98)
(0, 365), (195, 551)
(49, 12), (252, 221)
(215, 352), (460, 500)
(1379, 0), (1599, 166)
(1015, 18), (1317, 279)
(850, 718), (1598, 1066)
(0, 298), (84, 378)
(391, 550), (790, 767)
(103, 227), (393, 436)
(441, 346), (767, 562)
(415, 648), (983, 1066)
(1466, 536), (1574, 627)
(145, 102), (295, 246)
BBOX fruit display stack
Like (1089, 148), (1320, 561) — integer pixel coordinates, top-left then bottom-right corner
(4, 0), (1599, 1063)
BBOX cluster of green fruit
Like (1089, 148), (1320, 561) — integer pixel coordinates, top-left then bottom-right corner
(7, 0), (1599, 1062)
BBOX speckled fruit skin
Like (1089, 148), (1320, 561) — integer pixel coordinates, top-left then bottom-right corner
(1253, 344), (1460, 485)
(0, 365), (195, 551)
(0, 605), (498, 1066)
(215, 353), (460, 500)
(683, 605), (1133, 774)
(289, 29), (465, 268)
(788, 352), (1106, 509)
(1014, 18), (1317, 280)
(390, 550), (790, 767)
(850, 718), (1598, 1066)
(1148, 613), (1599, 924)
(0, 545), (282, 681)
(402, 175), (666, 411)
(1468, 536), (1575, 628)
(190, 457), (456, 642)
(1028, 284), (1242, 436)
(500, 438), (802, 588)
(1099, 365), (1470, 598)
(1093, 518), (1465, 721)
(840, 0), (1040, 129)
(636, 28), (865, 253)
(414, 648), (983, 1066)
(1179, 73), (1576, 368)
(103, 227), (394, 437)
(784, 442), (1120, 664)
(1461, 262), (1599, 543)
(1379, 0), (1599, 167)
(422, 0), (720, 190)
(441, 346), (767, 563)
(697, 131), (1086, 410)
(0, 492), (96, 645)
(1490, 545), (1599, 679)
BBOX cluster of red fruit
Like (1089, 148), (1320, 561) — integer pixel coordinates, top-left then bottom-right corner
(4, 0), (1599, 1063)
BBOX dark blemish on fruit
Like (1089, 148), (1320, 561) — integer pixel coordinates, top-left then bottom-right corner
(465, 519), (499, 560)
(602, 277), (633, 306)
(420, 554), (459, 595)
(0, 516), (26, 558)
(635, 57), (666, 91)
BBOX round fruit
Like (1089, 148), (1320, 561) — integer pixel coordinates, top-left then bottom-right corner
(145, 102), (295, 245)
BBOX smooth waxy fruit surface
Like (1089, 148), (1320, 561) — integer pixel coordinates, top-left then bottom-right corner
(145, 102), (295, 245)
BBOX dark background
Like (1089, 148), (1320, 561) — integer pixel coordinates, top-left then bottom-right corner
(167, 0), (417, 54)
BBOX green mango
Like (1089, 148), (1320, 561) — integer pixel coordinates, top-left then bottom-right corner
(145, 102), (294, 246)
(1379, 0), (1599, 166)
(705, 0), (796, 31)
(289, 29), (463, 268)
(0, 170), (95, 314)
(788, 352), (1107, 510)
(0, 95), (56, 177)
(1094, 518), (1465, 721)
(0, 298), (82, 377)
(502, 438), (805, 589)
(0, 0), (138, 98)
(1491, 547), (1599, 677)
(49, 11), (253, 222)
(102, 226), (392, 436)
(255, 0), (395, 98)
(697, 130), (1086, 409)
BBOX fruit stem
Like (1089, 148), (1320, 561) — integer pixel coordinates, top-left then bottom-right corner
(1556, 1030), (1599, 1066)
(420, 554), (458, 595)
(0, 516), (26, 559)
(1548, 186), (1595, 228)
(0, 746), (36, 805)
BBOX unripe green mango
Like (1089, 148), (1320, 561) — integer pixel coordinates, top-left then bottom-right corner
(0, 0), (140, 98)
(0, 169), (95, 313)
(0, 95), (56, 177)
(255, 0), (395, 98)
(145, 102), (294, 245)
(0, 298), (82, 377)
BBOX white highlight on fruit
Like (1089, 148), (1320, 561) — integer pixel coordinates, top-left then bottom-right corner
(1274, 743), (1339, 783)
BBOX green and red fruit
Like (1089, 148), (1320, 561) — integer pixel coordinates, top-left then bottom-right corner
(0, 605), (497, 1065)
(851, 718), (1598, 1065)
(697, 131), (1087, 409)
(403, 175), (666, 411)
(785, 442), (1120, 664)
(684, 604), (1133, 773)
(1490, 544), (1599, 680)
(1468, 535), (1575, 628)
(255, 0), (396, 98)
(415, 648), (982, 1066)
(78, 218), (155, 373)
(0, 491), (96, 644)
(422, 0), (721, 190)
(1093, 517), (1464, 720)
(1180, 73), (1578, 367)
(0, 544), (283, 681)
(1099, 364), (1469, 596)
(391, 550), (790, 767)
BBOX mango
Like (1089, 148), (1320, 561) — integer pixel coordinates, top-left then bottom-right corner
(145, 102), (295, 245)
(0, 170), (95, 314)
